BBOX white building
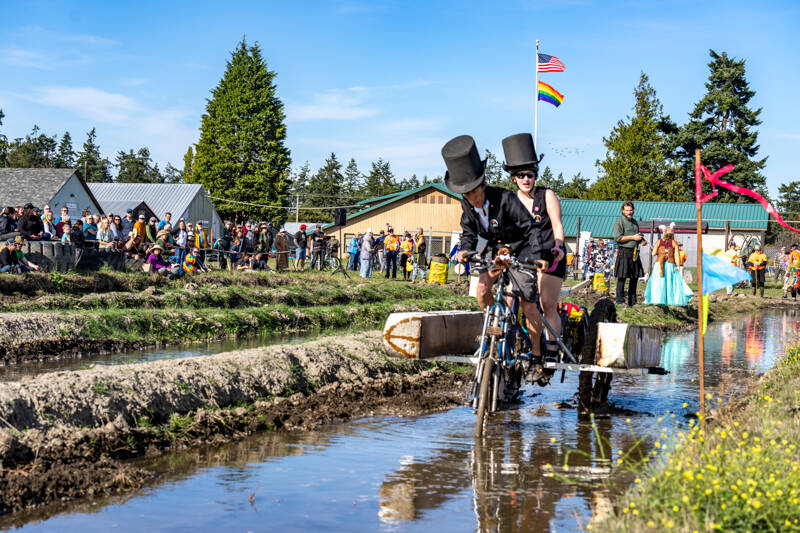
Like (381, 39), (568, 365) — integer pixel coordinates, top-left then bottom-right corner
(0, 168), (103, 219)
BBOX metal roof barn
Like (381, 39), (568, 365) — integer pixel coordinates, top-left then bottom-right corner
(88, 183), (223, 236)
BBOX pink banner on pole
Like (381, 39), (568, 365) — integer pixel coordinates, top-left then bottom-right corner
(699, 164), (800, 235)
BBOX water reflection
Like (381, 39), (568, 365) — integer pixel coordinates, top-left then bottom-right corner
(4, 311), (799, 532)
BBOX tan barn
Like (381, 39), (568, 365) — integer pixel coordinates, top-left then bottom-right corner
(322, 183), (463, 257)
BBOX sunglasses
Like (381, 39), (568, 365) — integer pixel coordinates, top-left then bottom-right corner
(513, 171), (537, 180)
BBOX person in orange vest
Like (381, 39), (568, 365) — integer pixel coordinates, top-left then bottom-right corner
(399, 233), (414, 281)
(384, 227), (400, 279)
(677, 242), (687, 277)
(746, 244), (768, 297)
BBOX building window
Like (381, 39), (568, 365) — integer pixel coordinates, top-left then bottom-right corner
(446, 197), (451, 204)
(421, 196), (427, 204)
(438, 196), (443, 204)
(414, 195), (419, 203)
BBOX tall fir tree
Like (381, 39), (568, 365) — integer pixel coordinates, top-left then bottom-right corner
(484, 149), (514, 190)
(363, 158), (399, 197)
(116, 148), (163, 183)
(672, 50), (767, 202)
(343, 158), (363, 197)
(162, 163), (184, 184)
(54, 131), (76, 168)
(592, 72), (683, 201)
(559, 172), (590, 199)
(76, 128), (112, 182)
(398, 173), (421, 191)
(300, 153), (344, 221)
(6, 125), (57, 168)
(182, 146), (194, 183)
(537, 166), (563, 191)
(193, 38), (291, 224)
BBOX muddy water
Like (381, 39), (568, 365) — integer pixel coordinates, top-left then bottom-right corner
(0, 331), (326, 382)
(4, 310), (799, 532)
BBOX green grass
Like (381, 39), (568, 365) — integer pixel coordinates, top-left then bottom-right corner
(598, 344), (800, 532)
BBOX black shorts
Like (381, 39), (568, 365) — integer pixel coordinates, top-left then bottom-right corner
(540, 249), (567, 280)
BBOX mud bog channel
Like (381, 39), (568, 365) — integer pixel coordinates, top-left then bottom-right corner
(2, 310), (797, 532)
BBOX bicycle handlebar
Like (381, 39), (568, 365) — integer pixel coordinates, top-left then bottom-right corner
(461, 251), (548, 271)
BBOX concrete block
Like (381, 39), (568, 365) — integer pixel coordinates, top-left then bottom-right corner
(383, 310), (483, 359)
(595, 322), (661, 368)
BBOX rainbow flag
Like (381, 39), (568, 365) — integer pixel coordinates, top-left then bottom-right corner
(538, 81), (564, 107)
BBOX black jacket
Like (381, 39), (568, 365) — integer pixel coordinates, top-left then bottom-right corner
(17, 215), (44, 238)
(0, 214), (13, 235)
(459, 186), (543, 260)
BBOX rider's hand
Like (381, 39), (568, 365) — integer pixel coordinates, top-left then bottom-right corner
(457, 250), (472, 263)
(551, 245), (565, 263)
(535, 259), (549, 271)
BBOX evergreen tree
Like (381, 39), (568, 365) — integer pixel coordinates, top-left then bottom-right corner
(300, 153), (344, 221)
(592, 72), (683, 201)
(76, 128), (112, 183)
(343, 158), (363, 196)
(559, 172), (590, 199)
(163, 163), (184, 184)
(54, 132), (76, 168)
(672, 50), (767, 202)
(484, 149), (514, 190)
(193, 38), (291, 225)
(182, 146), (194, 183)
(116, 148), (162, 183)
(363, 158), (399, 197)
(398, 173), (421, 191)
(537, 166), (563, 191)
(6, 125), (57, 168)
(767, 180), (800, 245)
(0, 108), (7, 166)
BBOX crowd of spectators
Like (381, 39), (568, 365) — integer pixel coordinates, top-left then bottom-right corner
(346, 224), (428, 281)
(0, 202), (350, 277)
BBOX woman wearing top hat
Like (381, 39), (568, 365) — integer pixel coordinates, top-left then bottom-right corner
(442, 134), (549, 382)
(502, 133), (566, 369)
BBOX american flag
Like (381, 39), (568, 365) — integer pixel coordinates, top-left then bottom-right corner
(537, 53), (566, 73)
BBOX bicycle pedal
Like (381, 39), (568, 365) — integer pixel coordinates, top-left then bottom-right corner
(485, 326), (503, 336)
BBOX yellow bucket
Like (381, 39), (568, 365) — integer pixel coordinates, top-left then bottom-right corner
(428, 255), (449, 285)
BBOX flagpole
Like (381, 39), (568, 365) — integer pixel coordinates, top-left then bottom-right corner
(534, 39), (539, 149)
(695, 149), (705, 429)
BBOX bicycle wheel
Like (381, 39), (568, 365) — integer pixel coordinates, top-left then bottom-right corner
(475, 357), (495, 437)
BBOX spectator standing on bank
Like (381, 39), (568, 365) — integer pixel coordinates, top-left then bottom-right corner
(134, 214), (147, 239)
(157, 212), (172, 231)
(612, 201), (646, 307)
(360, 228), (374, 278)
(310, 224), (326, 270)
(54, 206), (68, 226)
(218, 220), (234, 270)
(384, 227), (399, 279)
(400, 233), (413, 280)
(375, 230), (386, 272)
(275, 227), (290, 271)
(146, 217), (159, 243)
(109, 215), (123, 241)
(294, 224), (308, 270)
(747, 244), (768, 298)
(328, 235), (339, 260)
(348, 233), (360, 271)
(173, 219), (189, 265)
(243, 222), (255, 253)
(412, 228), (427, 283)
(258, 222), (273, 255)
(121, 209), (135, 237)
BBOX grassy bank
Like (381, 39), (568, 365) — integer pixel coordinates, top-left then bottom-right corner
(599, 345), (800, 532)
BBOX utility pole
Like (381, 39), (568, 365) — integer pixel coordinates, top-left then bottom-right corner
(295, 192), (299, 223)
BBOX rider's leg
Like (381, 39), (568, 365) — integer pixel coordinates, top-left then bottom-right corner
(476, 271), (498, 310)
(538, 271), (563, 341)
(520, 299), (543, 357)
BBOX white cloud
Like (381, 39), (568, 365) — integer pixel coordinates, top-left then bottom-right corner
(383, 118), (447, 132)
(33, 86), (138, 122)
(287, 88), (380, 121)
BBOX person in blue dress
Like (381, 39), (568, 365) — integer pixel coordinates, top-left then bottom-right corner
(645, 224), (693, 306)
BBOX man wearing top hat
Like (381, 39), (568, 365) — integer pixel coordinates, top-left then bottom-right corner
(442, 134), (547, 374)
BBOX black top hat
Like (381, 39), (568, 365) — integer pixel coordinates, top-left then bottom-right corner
(502, 133), (543, 172)
(442, 135), (486, 194)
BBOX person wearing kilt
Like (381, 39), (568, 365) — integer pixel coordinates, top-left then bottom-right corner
(613, 201), (645, 307)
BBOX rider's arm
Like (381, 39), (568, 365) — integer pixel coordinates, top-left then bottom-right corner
(459, 204), (479, 253)
(545, 189), (564, 248)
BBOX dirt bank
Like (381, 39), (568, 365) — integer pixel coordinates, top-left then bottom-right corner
(0, 332), (469, 515)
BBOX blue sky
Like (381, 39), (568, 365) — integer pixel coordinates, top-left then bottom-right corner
(1, 0), (798, 198)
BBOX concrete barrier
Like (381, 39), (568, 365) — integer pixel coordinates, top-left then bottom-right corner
(383, 310), (483, 359)
(22, 241), (77, 272)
